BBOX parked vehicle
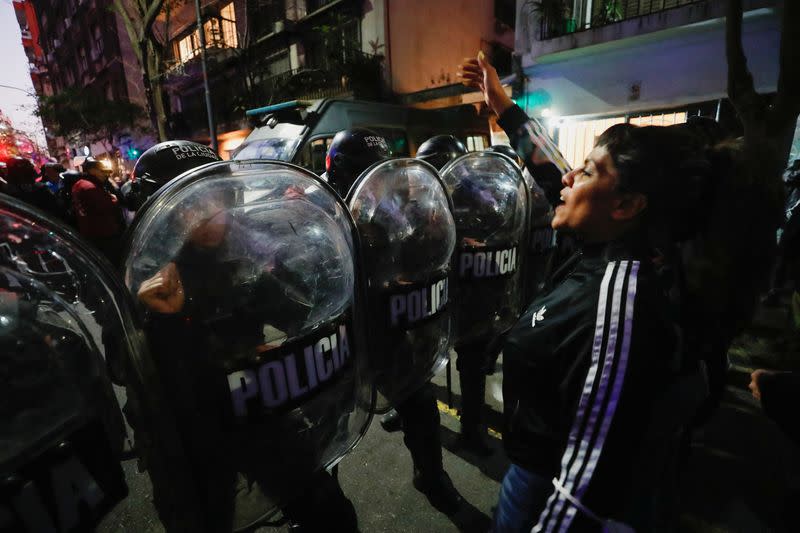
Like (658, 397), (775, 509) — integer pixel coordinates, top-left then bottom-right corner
(233, 99), (490, 175)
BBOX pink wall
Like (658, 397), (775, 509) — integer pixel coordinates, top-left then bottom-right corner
(388, 0), (513, 95)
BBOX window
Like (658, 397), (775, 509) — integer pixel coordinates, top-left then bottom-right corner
(265, 50), (291, 76)
(220, 2), (238, 48)
(176, 32), (200, 63)
(175, 3), (238, 63)
(466, 135), (486, 151)
(553, 111), (688, 169)
(299, 137), (334, 174)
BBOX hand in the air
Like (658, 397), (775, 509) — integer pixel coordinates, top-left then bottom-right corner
(137, 262), (185, 314)
(458, 51), (514, 117)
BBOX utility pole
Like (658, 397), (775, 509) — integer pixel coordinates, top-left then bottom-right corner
(194, 0), (218, 151)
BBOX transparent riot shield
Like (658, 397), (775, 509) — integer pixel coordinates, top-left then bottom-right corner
(347, 159), (456, 411)
(0, 194), (132, 532)
(439, 152), (529, 347)
(522, 167), (558, 301)
(122, 160), (373, 532)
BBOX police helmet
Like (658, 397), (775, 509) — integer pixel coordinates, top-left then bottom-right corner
(415, 135), (467, 171)
(488, 144), (522, 167)
(325, 128), (390, 198)
(127, 141), (221, 211)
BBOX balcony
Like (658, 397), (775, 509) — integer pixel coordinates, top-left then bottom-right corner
(537, 0), (702, 41)
(520, 0), (777, 60)
(251, 48), (384, 103)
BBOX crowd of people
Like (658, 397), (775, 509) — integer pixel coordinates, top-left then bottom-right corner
(1, 52), (798, 533)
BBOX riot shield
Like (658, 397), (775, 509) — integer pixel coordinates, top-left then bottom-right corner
(122, 160), (372, 532)
(522, 167), (558, 301)
(347, 158), (456, 412)
(439, 152), (529, 347)
(0, 194), (132, 532)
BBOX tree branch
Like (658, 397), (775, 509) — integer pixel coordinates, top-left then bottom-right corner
(112, 0), (144, 64)
(142, 0), (166, 38)
(725, 0), (761, 126)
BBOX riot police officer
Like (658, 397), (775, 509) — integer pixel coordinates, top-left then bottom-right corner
(378, 135), (468, 436)
(122, 160), (370, 532)
(416, 135), (468, 172)
(327, 130), (464, 514)
(122, 140), (221, 213)
(0, 193), (132, 532)
(416, 136), (502, 455)
(438, 148), (529, 457)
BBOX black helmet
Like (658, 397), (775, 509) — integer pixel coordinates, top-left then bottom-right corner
(488, 144), (522, 166)
(325, 128), (390, 197)
(82, 156), (112, 174)
(134, 140), (220, 191)
(129, 140), (221, 209)
(416, 135), (467, 171)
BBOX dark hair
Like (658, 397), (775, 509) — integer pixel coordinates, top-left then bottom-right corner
(596, 123), (712, 245)
(598, 122), (784, 401)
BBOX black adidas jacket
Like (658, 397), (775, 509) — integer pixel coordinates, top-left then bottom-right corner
(503, 240), (683, 530)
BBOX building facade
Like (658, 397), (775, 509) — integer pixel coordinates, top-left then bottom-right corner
(514, 0), (781, 168)
(387, 0), (517, 147)
(162, 0), (388, 157)
(23, 0), (151, 168)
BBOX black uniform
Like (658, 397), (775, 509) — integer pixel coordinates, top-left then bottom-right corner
(502, 240), (689, 531)
(330, 131), (463, 514)
(143, 222), (359, 532)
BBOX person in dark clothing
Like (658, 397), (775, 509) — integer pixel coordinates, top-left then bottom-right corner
(136, 185), (360, 532)
(327, 131), (464, 515)
(460, 54), (744, 531)
(72, 158), (124, 263)
(58, 169), (82, 225)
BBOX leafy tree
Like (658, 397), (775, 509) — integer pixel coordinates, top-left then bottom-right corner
(37, 89), (145, 153)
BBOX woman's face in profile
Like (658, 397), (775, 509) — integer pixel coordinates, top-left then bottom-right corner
(552, 144), (624, 242)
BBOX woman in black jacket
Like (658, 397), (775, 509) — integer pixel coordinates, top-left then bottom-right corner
(459, 55), (756, 532)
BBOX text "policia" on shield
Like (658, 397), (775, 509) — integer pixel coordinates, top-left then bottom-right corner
(458, 246), (518, 280)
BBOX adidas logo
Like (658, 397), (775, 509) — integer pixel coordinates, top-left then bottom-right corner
(531, 305), (547, 328)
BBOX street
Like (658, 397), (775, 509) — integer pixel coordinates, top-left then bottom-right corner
(98, 353), (800, 533)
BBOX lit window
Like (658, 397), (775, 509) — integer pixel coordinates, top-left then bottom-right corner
(220, 3), (238, 48)
(176, 3), (237, 63)
(177, 33), (200, 63)
(204, 18), (222, 47)
(466, 135), (486, 151)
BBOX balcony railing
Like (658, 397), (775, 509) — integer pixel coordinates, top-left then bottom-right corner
(253, 47), (382, 103)
(538, 0), (705, 40)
